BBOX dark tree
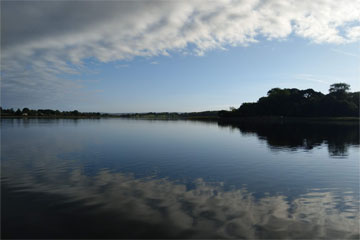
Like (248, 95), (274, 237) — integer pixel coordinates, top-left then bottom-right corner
(15, 108), (22, 116)
(329, 83), (350, 93)
(221, 83), (359, 118)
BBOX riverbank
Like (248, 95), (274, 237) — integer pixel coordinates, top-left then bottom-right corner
(1, 115), (359, 123)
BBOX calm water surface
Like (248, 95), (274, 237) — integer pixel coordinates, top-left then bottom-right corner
(1, 118), (359, 239)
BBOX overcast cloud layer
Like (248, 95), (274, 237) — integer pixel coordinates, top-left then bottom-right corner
(1, 0), (360, 108)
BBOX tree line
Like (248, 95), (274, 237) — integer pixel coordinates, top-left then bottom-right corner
(118, 111), (219, 119)
(1, 83), (358, 119)
(1, 108), (101, 117)
(220, 83), (359, 118)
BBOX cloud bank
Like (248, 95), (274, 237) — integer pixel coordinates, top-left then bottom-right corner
(1, 0), (360, 107)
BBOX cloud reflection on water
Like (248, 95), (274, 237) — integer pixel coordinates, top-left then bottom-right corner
(3, 167), (359, 239)
(2, 119), (359, 238)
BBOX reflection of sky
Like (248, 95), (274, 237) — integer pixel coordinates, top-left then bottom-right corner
(2, 119), (359, 192)
(3, 168), (359, 239)
(2, 118), (360, 238)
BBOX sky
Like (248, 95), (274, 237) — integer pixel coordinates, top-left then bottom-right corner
(1, 0), (360, 113)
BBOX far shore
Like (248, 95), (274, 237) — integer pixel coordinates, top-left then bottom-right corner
(1, 115), (102, 119)
(1, 115), (359, 123)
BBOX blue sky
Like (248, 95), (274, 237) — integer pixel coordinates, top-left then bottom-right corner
(2, 1), (359, 112)
(77, 39), (359, 112)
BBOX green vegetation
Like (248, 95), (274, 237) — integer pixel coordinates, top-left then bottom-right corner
(0, 107), (218, 119)
(119, 111), (219, 120)
(1, 83), (358, 120)
(0, 108), (101, 118)
(219, 83), (359, 118)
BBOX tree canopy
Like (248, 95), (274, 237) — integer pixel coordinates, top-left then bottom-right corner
(329, 83), (350, 93)
(0, 108), (101, 117)
(220, 83), (359, 118)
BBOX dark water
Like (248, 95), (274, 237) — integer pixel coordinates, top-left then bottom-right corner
(1, 118), (359, 239)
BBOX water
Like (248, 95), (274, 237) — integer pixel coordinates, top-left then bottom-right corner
(1, 118), (359, 239)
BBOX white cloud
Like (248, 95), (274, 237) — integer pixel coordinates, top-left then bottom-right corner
(346, 24), (360, 41)
(1, 0), (360, 106)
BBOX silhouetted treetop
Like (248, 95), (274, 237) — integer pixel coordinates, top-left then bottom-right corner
(220, 83), (359, 118)
(329, 83), (350, 93)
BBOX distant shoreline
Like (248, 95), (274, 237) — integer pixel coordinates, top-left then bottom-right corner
(1, 115), (359, 123)
(2, 84), (358, 121)
(0, 115), (102, 119)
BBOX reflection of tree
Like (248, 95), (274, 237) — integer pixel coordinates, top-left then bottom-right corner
(3, 168), (359, 239)
(218, 120), (359, 157)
